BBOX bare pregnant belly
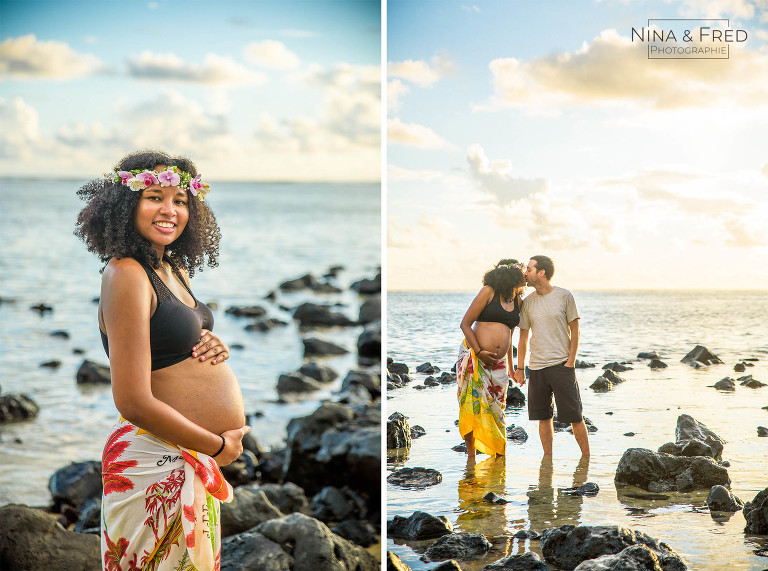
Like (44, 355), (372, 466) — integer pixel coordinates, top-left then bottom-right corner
(473, 321), (511, 360)
(150, 357), (245, 435)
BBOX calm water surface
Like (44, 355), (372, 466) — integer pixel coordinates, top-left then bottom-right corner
(0, 178), (380, 506)
(387, 291), (768, 571)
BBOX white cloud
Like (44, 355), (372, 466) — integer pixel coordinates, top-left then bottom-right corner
(0, 97), (40, 159)
(127, 51), (267, 85)
(388, 79), (410, 112)
(466, 143), (547, 203)
(0, 35), (102, 80)
(388, 54), (454, 87)
(670, 0), (758, 19)
(388, 117), (453, 149)
(388, 164), (444, 181)
(243, 40), (301, 70)
(721, 213), (765, 246)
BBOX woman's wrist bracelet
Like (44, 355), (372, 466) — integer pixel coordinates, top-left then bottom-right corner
(211, 435), (226, 458)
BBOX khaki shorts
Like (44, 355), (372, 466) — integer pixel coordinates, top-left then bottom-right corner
(528, 361), (583, 424)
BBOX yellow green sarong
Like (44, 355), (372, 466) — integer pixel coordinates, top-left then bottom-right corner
(457, 340), (508, 456)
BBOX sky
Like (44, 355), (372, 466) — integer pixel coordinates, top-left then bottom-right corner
(387, 0), (768, 291)
(0, 0), (381, 181)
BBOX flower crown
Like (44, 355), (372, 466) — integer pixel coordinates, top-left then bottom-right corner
(500, 261), (526, 273)
(111, 166), (210, 200)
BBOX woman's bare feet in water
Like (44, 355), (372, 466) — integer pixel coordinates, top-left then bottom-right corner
(464, 431), (476, 461)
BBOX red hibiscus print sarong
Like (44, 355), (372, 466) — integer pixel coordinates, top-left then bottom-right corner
(101, 418), (233, 571)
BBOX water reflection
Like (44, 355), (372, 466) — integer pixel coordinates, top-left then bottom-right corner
(456, 455), (513, 556)
(527, 456), (589, 532)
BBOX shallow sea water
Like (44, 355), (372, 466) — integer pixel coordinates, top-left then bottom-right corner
(387, 291), (768, 570)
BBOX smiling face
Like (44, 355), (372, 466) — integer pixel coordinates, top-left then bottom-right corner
(133, 168), (189, 255)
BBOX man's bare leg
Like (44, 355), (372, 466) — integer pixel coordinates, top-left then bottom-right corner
(571, 420), (591, 457)
(464, 431), (476, 461)
(539, 419), (554, 456)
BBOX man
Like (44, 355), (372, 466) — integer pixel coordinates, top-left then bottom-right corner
(513, 255), (589, 457)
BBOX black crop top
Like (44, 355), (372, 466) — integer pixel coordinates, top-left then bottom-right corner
(476, 293), (520, 329)
(100, 260), (214, 371)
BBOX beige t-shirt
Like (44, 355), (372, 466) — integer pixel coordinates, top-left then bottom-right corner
(519, 286), (580, 370)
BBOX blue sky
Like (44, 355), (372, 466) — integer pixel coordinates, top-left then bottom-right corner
(0, 0), (381, 181)
(387, 0), (768, 290)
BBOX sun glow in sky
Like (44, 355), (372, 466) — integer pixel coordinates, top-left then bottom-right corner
(387, 0), (768, 291)
(0, 0), (381, 181)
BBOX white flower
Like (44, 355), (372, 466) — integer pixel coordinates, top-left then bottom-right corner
(127, 177), (145, 191)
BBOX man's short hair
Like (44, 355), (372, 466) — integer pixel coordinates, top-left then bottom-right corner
(530, 255), (554, 280)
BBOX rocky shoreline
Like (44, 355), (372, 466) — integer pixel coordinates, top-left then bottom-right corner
(386, 344), (768, 570)
(0, 266), (382, 570)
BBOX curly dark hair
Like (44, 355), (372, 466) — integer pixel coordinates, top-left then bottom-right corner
(74, 149), (220, 277)
(482, 258), (525, 302)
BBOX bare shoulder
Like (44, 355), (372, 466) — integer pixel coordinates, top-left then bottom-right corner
(102, 258), (149, 292)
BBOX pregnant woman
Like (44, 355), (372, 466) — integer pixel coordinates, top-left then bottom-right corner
(75, 150), (248, 570)
(458, 259), (526, 460)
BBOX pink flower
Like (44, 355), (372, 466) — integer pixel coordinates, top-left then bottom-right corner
(158, 169), (180, 187)
(135, 171), (159, 187)
(117, 171), (133, 185)
(189, 175), (202, 196)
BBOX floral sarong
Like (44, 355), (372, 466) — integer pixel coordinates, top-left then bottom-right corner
(457, 340), (508, 456)
(101, 418), (233, 571)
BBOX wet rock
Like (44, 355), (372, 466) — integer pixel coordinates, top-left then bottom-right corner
(72, 498), (101, 534)
(657, 439), (715, 459)
(244, 318), (288, 332)
(0, 394), (40, 423)
(483, 552), (550, 570)
(303, 337), (348, 356)
(310, 486), (355, 522)
(417, 362), (440, 374)
(277, 372), (323, 394)
(603, 362), (631, 372)
(294, 302), (357, 327)
(507, 425), (529, 442)
(540, 525), (686, 571)
(484, 492), (509, 504)
(256, 448), (287, 483)
(49, 460), (102, 510)
(706, 485), (743, 512)
(226, 305), (267, 318)
(637, 351), (660, 360)
(602, 370), (626, 384)
(452, 443), (467, 453)
(572, 543), (687, 571)
(741, 376), (767, 388)
(75, 359), (110, 384)
(387, 511), (453, 540)
(648, 359), (668, 370)
(744, 488), (768, 534)
(433, 561), (463, 571)
(424, 376), (440, 387)
(50, 330), (70, 339)
(357, 324), (381, 360)
(422, 532), (492, 562)
(359, 294), (381, 324)
(299, 362), (339, 384)
(221, 451), (258, 486)
(734, 363), (746, 372)
(411, 425), (426, 439)
(279, 273), (321, 292)
(505, 385), (525, 407)
(388, 361), (409, 375)
(256, 482), (311, 515)
(388, 372), (403, 390)
(614, 448), (729, 492)
(439, 371), (457, 384)
(39, 360), (62, 368)
(221, 486), (285, 537)
(30, 303), (53, 314)
(387, 551), (412, 571)
(758, 426), (768, 437)
(350, 272), (381, 294)
(388, 412), (411, 449)
(575, 360), (595, 368)
(387, 467), (442, 489)
(590, 376), (613, 392)
(220, 529), (293, 571)
(675, 414), (725, 459)
(514, 530), (541, 540)
(342, 370), (381, 398)
(713, 377), (736, 391)
(0, 504), (100, 570)
(254, 513), (378, 570)
(329, 519), (378, 547)
(562, 482), (599, 497)
(681, 345), (723, 367)
(624, 432), (636, 437)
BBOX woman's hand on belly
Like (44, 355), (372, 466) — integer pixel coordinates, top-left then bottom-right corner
(192, 329), (230, 365)
(473, 322), (512, 358)
(216, 425), (251, 466)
